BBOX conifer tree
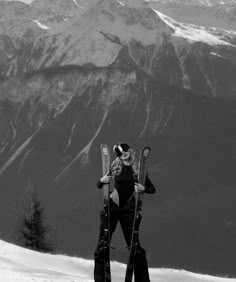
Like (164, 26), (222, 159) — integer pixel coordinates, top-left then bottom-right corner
(19, 182), (53, 252)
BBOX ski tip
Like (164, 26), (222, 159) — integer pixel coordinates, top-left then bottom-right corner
(141, 146), (151, 154)
(100, 144), (109, 148)
(100, 144), (109, 150)
(100, 144), (110, 158)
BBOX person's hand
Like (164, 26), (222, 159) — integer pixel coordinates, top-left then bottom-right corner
(100, 173), (111, 184)
(134, 183), (145, 193)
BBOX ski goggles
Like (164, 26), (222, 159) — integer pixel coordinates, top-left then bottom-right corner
(113, 144), (129, 157)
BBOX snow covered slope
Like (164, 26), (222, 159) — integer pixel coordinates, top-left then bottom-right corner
(0, 239), (235, 282)
(144, 0), (236, 31)
(154, 9), (235, 46)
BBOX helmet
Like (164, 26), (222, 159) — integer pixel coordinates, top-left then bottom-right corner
(113, 143), (130, 157)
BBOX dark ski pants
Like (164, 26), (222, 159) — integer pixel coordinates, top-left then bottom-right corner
(94, 199), (150, 282)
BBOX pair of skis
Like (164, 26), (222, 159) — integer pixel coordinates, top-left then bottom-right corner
(100, 144), (151, 282)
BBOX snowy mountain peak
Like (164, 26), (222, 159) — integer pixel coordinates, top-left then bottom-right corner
(65, 0), (172, 46)
(100, 0), (173, 32)
(66, 0), (235, 48)
(154, 10), (235, 46)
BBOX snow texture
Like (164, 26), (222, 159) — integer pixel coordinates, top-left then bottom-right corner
(0, 239), (235, 282)
(33, 20), (50, 30)
(153, 10), (235, 46)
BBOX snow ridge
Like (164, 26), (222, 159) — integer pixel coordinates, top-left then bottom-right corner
(72, 0), (84, 9)
(33, 20), (50, 30)
(153, 9), (234, 46)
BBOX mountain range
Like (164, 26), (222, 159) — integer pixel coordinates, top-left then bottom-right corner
(0, 0), (236, 277)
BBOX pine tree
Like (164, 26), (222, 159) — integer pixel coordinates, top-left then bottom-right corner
(18, 182), (53, 253)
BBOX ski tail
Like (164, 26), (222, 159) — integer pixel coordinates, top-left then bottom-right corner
(100, 144), (111, 281)
(125, 146), (151, 282)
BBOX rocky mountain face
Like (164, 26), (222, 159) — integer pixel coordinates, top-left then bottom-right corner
(0, 0), (236, 276)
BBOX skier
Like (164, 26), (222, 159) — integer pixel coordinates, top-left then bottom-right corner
(94, 143), (156, 282)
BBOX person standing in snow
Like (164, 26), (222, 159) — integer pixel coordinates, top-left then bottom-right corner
(94, 143), (156, 282)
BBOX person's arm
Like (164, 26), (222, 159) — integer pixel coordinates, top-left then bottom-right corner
(144, 172), (156, 194)
(134, 172), (156, 193)
(96, 172), (111, 189)
(97, 180), (103, 189)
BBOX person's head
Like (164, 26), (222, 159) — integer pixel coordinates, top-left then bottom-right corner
(113, 143), (132, 161)
(111, 143), (138, 177)
(111, 143), (138, 176)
